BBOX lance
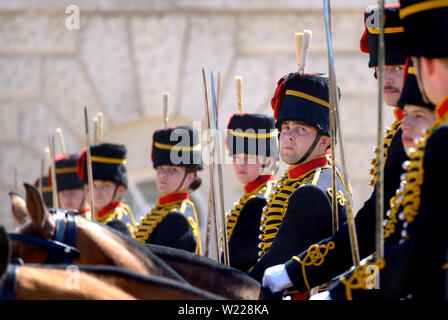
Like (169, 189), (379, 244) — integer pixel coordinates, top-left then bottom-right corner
(295, 30), (312, 75)
(323, 0), (360, 267)
(235, 76), (243, 114)
(42, 147), (50, 200)
(54, 127), (67, 155)
(375, 0), (386, 262)
(202, 68), (219, 260)
(84, 107), (95, 218)
(210, 70), (230, 266)
(39, 157), (44, 199)
(13, 168), (18, 193)
(297, 27), (337, 234)
(94, 112), (104, 144)
(162, 92), (169, 128)
(48, 135), (59, 209)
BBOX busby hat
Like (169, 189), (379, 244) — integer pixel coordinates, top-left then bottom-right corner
(397, 60), (436, 110)
(271, 72), (339, 137)
(77, 143), (128, 187)
(399, 0), (448, 58)
(226, 113), (278, 158)
(151, 125), (203, 170)
(360, 4), (407, 68)
(49, 153), (84, 191)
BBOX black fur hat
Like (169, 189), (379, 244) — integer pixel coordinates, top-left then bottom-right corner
(397, 60), (436, 110)
(77, 143), (128, 187)
(399, 0), (448, 58)
(226, 113), (278, 158)
(53, 153), (84, 191)
(271, 72), (340, 137)
(151, 125), (203, 170)
(360, 4), (407, 68)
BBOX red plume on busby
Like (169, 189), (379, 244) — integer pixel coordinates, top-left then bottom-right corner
(77, 147), (87, 181)
(271, 74), (288, 120)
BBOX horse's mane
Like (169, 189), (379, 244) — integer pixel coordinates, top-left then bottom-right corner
(147, 243), (262, 287)
(91, 220), (186, 283)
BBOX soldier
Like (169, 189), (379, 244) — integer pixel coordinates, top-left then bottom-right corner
(313, 0), (448, 297)
(247, 72), (348, 300)
(225, 112), (278, 272)
(133, 125), (203, 255)
(261, 4), (411, 297)
(77, 143), (136, 235)
(325, 10), (448, 296)
(51, 153), (91, 219)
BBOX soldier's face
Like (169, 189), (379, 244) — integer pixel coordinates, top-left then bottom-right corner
(376, 65), (405, 106)
(156, 165), (193, 195)
(232, 154), (264, 185)
(90, 180), (124, 210)
(58, 188), (85, 211)
(279, 121), (320, 165)
(401, 105), (436, 155)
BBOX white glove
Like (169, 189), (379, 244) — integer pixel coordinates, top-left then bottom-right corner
(262, 264), (293, 293)
(309, 290), (332, 300)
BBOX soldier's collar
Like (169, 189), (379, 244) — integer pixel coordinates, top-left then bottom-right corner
(95, 201), (122, 218)
(435, 94), (448, 119)
(288, 155), (328, 179)
(244, 174), (276, 194)
(78, 206), (91, 218)
(157, 192), (189, 205)
(393, 107), (404, 121)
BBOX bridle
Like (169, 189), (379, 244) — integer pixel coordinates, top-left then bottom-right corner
(1, 209), (80, 300)
(8, 209), (80, 264)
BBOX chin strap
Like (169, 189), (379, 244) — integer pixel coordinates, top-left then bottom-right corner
(174, 169), (190, 193)
(294, 131), (322, 165)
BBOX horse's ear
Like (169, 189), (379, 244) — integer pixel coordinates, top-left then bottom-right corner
(24, 183), (48, 229)
(0, 225), (11, 279)
(9, 191), (28, 225)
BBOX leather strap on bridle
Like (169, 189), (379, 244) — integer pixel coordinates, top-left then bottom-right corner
(0, 264), (17, 300)
(8, 210), (79, 264)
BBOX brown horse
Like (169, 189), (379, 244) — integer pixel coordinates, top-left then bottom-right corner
(0, 225), (134, 300)
(9, 184), (184, 283)
(147, 244), (267, 300)
(0, 227), (224, 300)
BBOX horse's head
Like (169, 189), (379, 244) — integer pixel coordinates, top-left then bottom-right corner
(9, 183), (56, 263)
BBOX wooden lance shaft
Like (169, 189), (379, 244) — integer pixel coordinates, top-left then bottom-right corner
(235, 76), (242, 114)
(48, 135), (59, 209)
(54, 127), (67, 155)
(84, 107), (96, 217)
(163, 92), (169, 128)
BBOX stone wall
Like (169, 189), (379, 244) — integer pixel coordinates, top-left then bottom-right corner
(0, 1), (396, 241)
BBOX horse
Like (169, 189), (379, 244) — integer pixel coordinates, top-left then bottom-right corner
(9, 183), (185, 283)
(0, 226), (134, 300)
(0, 226), (224, 300)
(146, 244), (267, 300)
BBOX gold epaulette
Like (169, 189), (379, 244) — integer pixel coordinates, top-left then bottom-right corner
(226, 180), (275, 242)
(369, 119), (402, 186)
(384, 113), (448, 242)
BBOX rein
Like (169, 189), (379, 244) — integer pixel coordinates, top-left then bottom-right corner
(0, 265), (17, 300)
(8, 210), (80, 264)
